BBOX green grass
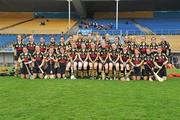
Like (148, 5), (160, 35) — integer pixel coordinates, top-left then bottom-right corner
(0, 77), (180, 120)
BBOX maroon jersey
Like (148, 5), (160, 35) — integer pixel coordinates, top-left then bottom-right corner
(89, 49), (98, 61)
(139, 42), (148, 54)
(27, 42), (36, 54)
(39, 43), (46, 53)
(154, 53), (167, 66)
(79, 49), (88, 61)
(32, 52), (44, 62)
(121, 51), (130, 62)
(131, 54), (142, 65)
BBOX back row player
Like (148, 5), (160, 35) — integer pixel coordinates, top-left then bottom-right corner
(13, 33), (171, 81)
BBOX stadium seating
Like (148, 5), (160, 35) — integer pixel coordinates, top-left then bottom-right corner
(79, 19), (143, 35)
(1, 19), (77, 34)
(136, 18), (180, 35)
(0, 34), (16, 48)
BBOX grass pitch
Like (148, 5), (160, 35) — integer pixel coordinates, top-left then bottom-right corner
(0, 76), (180, 120)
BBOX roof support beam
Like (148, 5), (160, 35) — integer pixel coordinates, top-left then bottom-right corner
(72, 0), (86, 18)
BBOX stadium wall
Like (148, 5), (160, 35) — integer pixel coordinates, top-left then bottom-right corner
(94, 11), (154, 19)
(0, 12), (33, 18)
(33, 12), (80, 19)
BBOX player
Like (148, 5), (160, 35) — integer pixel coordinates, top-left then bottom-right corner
(142, 48), (154, 81)
(18, 47), (32, 79)
(67, 42), (78, 79)
(39, 37), (46, 53)
(98, 41), (109, 80)
(130, 49), (143, 80)
(78, 43), (89, 78)
(88, 42), (99, 79)
(44, 47), (56, 79)
(56, 48), (68, 79)
(139, 36), (148, 55)
(119, 47), (131, 81)
(154, 47), (168, 81)
(109, 44), (120, 80)
(13, 35), (26, 76)
(26, 35), (36, 55)
(31, 46), (44, 79)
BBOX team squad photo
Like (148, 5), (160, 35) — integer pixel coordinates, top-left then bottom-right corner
(14, 33), (171, 82)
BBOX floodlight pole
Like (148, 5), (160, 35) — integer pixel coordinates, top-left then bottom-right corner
(116, 0), (119, 30)
(68, 0), (71, 32)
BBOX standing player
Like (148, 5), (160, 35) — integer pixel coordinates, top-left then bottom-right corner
(150, 37), (158, 54)
(32, 46), (44, 79)
(13, 35), (26, 76)
(119, 47), (131, 81)
(88, 42), (99, 79)
(66, 42), (78, 79)
(139, 36), (148, 55)
(109, 44), (120, 80)
(39, 37), (46, 53)
(26, 35), (36, 55)
(98, 41), (109, 80)
(18, 47), (32, 79)
(78, 43), (89, 78)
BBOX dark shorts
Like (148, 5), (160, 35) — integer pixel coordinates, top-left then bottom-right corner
(46, 64), (56, 74)
(14, 51), (22, 61)
(20, 64), (30, 74)
(57, 63), (67, 74)
(155, 65), (167, 77)
(132, 67), (142, 76)
(142, 65), (153, 76)
(33, 62), (43, 74)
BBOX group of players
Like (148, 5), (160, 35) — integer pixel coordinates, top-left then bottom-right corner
(13, 33), (171, 82)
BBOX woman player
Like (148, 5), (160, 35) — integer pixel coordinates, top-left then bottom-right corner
(44, 47), (56, 79)
(78, 43), (89, 78)
(32, 46), (44, 79)
(66, 42), (78, 79)
(130, 49), (143, 80)
(88, 42), (99, 79)
(98, 41), (109, 80)
(56, 48), (68, 79)
(142, 48), (154, 81)
(119, 47), (131, 81)
(18, 47), (32, 79)
(13, 35), (26, 76)
(109, 44), (120, 80)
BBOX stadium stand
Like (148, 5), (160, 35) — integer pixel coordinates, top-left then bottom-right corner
(0, 34), (16, 48)
(0, 19), (77, 34)
(0, 12), (33, 30)
(135, 18), (180, 35)
(79, 19), (143, 35)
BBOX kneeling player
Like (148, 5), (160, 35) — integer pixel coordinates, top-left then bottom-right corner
(130, 49), (143, 80)
(120, 47), (131, 81)
(57, 48), (68, 79)
(32, 46), (44, 79)
(109, 44), (120, 80)
(154, 47), (168, 81)
(142, 49), (154, 81)
(44, 48), (56, 79)
(18, 47), (32, 79)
